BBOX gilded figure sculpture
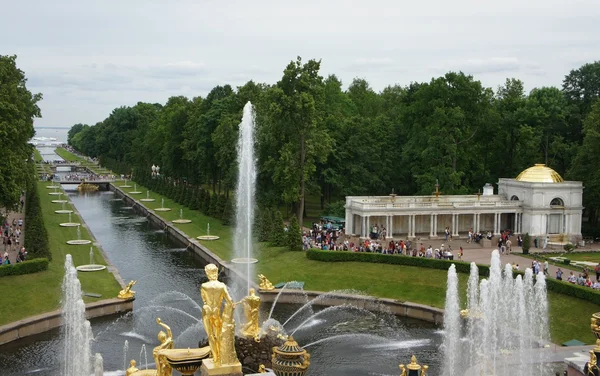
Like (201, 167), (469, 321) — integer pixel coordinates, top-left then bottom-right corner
(118, 280), (137, 299)
(126, 360), (139, 376)
(240, 288), (261, 340)
(258, 364), (267, 373)
(200, 263), (239, 367)
(399, 355), (428, 376)
(258, 274), (274, 290)
(154, 318), (175, 376)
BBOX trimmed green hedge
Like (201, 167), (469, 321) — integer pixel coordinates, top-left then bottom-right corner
(24, 175), (51, 260)
(306, 249), (600, 306)
(306, 249), (490, 276)
(0, 258), (49, 277)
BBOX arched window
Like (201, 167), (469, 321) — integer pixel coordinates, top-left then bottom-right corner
(510, 195), (519, 201)
(550, 198), (564, 207)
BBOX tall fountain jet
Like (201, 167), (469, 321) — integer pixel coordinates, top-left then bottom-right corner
(443, 250), (550, 376)
(232, 102), (258, 293)
(62, 254), (93, 376)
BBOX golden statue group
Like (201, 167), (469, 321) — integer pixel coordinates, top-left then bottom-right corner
(127, 263), (261, 376)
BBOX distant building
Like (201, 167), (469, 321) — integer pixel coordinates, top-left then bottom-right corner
(344, 164), (583, 241)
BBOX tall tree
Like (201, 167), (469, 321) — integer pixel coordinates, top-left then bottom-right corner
(563, 61), (600, 142)
(0, 55), (42, 209)
(259, 57), (331, 225)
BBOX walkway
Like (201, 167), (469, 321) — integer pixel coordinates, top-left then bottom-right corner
(3, 206), (25, 264)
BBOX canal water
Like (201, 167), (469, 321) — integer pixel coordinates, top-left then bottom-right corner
(0, 190), (442, 375)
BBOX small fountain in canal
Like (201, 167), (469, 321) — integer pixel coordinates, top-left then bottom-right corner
(197, 222), (219, 241)
(140, 191), (155, 202)
(130, 184), (142, 194)
(67, 224), (92, 245)
(60, 212), (81, 227)
(230, 102), (259, 287)
(55, 200), (74, 214)
(172, 208), (191, 224)
(155, 197), (171, 212)
(76, 246), (107, 272)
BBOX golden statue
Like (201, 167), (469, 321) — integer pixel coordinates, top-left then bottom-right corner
(126, 360), (139, 376)
(240, 288), (261, 340)
(588, 350), (599, 376)
(118, 280), (137, 299)
(201, 263), (240, 369)
(258, 364), (267, 373)
(258, 274), (274, 290)
(399, 364), (407, 376)
(154, 318), (174, 376)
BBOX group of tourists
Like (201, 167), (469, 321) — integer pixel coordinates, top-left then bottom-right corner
(306, 222), (343, 250)
(2, 216), (26, 265)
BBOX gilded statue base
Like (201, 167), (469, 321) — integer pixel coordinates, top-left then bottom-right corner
(200, 358), (243, 376)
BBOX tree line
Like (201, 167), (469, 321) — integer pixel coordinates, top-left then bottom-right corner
(67, 57), (600, 233)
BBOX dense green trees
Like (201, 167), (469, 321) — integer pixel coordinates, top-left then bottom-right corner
(67, 58), (600, 233)
(0, 55), (41, 210)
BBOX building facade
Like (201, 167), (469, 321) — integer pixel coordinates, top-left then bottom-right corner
(344, 164), (583, 242)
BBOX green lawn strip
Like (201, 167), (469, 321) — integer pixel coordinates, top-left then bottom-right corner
(33, 149), (52, 174)
(55, 148), (108, 175)
(0, 182), (121, 326)
(562, 252), (600, 263)
(520, 252), (585, 272)
(122, 180), (600, 344)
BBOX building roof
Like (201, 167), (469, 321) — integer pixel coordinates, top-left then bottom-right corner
(515, 164), (564, 183)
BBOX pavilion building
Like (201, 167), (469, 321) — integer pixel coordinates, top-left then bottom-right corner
(344, 164), (583, 242)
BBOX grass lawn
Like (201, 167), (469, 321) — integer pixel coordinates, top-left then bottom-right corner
(122, 180), (600, 344)
(563, 252), (600, 263)
(55, 147), (109, 175)
(0, 182), (122, 326)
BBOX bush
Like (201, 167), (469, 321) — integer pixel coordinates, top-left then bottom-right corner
(0, 258), (49, 277)
(24, 178), (51, 260)
(306, 249), (488, 276)
(564, 243), (575, 252)
(270, 210), (286, 247)
(287, 216), (303, 251)
(563, 258), (571, 265)
(522, 233), (531, 254)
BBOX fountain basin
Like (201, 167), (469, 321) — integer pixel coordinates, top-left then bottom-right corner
(139, 198), (155, 202)
(52, 200), (69, 203)
(129, 191), (142, 194)
(67, 239), (92, 245)
(197, 235), (220, 241)
(172, 219), (192, 224)
(60, 222), (81, 227)
(109, 198), (123, 202)
(46, 185), (60, 189)
(55, 210), (74, 214)
(120, 185), (132, 188)
(76, 264), (107, 272)
(48, 192), (62, 195)
(155, 208), (172, 212)
(231, 257), (259, 264)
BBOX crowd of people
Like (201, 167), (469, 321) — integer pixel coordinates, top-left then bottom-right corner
(2, 216), (26, 265)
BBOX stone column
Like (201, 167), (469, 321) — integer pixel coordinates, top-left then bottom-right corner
(493, 213), (499, 235)
(430, 214), (434, 237)
(366, 216), (371, 237)
(472, 213), (476, 233)
(513, 213), (518, 233)
(433, 214), (438, 237)
(361, 216), (366, 238)
(411, 215), (416, 238)
(451, 213), (455, 237)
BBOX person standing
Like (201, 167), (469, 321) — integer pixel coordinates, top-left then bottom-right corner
(595, 263), (600, 281)
(556, 268), (563, 281)
(544, 260), (549, 276)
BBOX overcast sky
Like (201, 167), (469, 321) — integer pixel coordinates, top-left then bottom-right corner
(3, 0), (599, 127)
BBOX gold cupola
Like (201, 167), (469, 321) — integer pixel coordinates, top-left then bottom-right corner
(516, 164), (564, 183)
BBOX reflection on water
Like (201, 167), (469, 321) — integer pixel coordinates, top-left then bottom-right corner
(0, 192), (442, 375)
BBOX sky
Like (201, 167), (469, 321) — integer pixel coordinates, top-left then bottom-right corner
(3, 0), (599, 127)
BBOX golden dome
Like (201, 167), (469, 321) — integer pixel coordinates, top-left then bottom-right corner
(516, 164), (564, 183)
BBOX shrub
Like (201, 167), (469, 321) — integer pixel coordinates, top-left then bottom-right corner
(270, 210), (286, 247)
(564, 243), (575, 252)
(0, 258), (49, 277)
(287, 216), (303, 251)
(522, 233), (531, 254)
(563, 258), (571, 265)
(24, 178), (51, 260)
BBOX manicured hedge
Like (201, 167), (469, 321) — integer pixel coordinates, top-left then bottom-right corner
(0, 258), (49, 277)
(24, 178), (51, 260)
(306, 249), (600, 305)
(306, 249), (490, 276)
